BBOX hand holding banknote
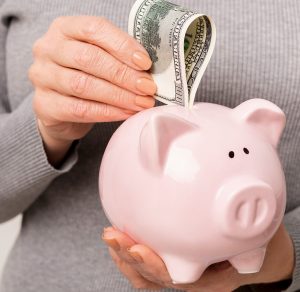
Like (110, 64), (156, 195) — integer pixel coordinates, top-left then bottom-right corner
(28, 15), (156, 166)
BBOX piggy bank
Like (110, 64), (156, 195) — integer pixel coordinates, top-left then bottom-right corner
(99, 98), (286, 284)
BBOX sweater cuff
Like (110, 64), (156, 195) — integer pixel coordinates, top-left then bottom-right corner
(0, 94), (78, 196)
(282, 207), (300, 292)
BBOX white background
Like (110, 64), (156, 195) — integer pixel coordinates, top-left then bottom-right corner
(0, 216), (21, 281)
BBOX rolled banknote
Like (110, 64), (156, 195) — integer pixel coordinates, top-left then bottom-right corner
(128, 0), (216, 108)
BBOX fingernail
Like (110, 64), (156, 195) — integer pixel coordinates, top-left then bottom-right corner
(136, 78), (157, 96)
(135, 95), (155, 108)
(128, 248), (144, 264)
(132, 52), (152, 70)
(102, 234), (121, 251)
(103, 226), (114, 232)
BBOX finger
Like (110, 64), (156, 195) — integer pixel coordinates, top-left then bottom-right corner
(103, 226), (115, 233)
(102, 228), (173, 287)
(31, 61), (155, 112)
(102, 227), (240, 291)
(128, 244), (173, 285)
(102, 226), (166, 287)
(102, 228), (138, 265)
(108, 247), (163, 290)
(55, 16), (152, 70)
(33, 88), (134, 123)
(48, 39), (156, 96)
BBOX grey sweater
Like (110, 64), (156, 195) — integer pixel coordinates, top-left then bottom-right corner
(0, 0), (299, 291)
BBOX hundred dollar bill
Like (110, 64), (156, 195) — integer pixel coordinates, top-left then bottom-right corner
(128, 0), (216, 108)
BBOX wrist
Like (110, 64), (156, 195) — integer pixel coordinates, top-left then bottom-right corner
(37, 119), (73, 167)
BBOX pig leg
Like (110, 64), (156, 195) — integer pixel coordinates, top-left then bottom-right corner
(162, 254), (208, 284)
(228, 247), (266, 273)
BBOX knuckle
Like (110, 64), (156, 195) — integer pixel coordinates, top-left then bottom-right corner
(74, 46), (103, 69)
(98, 103), (111, 118)
(111, 88), (128, 106)
(28, 62), (45, 86)
(70, 72), (91, 96)
(82, 17), (108, 40)
(51, 16), (66, 29)
(69, 99), (89, 120)
(112, 63), (130, 85)
(32, 38), (46, 58)
(28, 64), (38, 83)
(112, 37), (131, 55)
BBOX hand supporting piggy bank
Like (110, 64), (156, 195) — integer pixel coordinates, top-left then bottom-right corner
(99, 98), (286, 284)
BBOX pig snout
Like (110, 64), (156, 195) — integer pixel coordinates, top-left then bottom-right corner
(215, 178), (277, 239)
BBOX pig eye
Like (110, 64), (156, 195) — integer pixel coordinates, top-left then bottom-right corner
(243, 148), (250, 154)
(228, 151), (235, 158)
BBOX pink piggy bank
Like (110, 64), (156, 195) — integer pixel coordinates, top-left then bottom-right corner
(99, 98), (286, 284)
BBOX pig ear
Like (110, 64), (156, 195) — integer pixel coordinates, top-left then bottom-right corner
(140, 113), (198, 172)
(234, 99), (286, 147)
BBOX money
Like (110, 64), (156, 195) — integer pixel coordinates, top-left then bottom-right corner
(128, 0), (216, 108)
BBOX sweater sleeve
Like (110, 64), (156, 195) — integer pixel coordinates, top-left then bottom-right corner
(0, 7), (78, 223)
(282, 207), (300, 291)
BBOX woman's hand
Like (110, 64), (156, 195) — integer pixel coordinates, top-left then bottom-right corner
(102, 224), (295, 291)
(29, 16), (156, 166)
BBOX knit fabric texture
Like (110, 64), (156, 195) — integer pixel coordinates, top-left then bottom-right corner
(0, 0), (299, 291)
